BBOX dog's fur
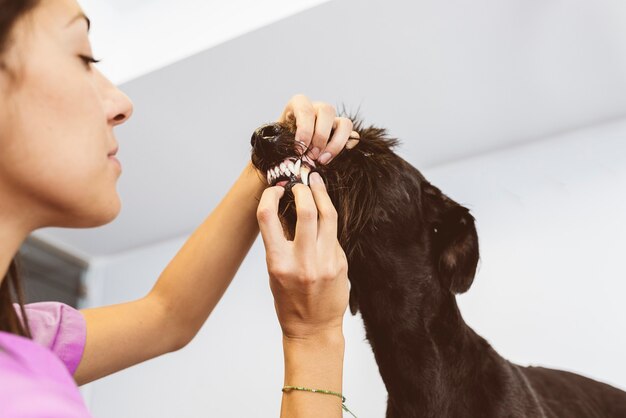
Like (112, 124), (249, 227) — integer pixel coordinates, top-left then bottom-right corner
(250, 117), (626, 417)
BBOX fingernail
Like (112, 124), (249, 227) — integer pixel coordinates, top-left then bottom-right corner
(309, 147), (320, 159)
(309, 172), (322, 185)
(318, 152), (332, 165)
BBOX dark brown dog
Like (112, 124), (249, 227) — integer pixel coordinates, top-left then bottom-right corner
(250, 117), (626, 418)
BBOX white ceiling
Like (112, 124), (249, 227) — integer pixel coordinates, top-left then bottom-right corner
(78, 0), (332, 84)
(32, 0), (626, 259)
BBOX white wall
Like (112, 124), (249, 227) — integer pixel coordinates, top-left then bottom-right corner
(80, 117), (626, 417)
(429, 117), (626, 390)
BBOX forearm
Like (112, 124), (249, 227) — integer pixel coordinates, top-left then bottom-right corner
(148, 161), (265, 346)
(281, 332), (345, 418)
(74, 162), (266, 385)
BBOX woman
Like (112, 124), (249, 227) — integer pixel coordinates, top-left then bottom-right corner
(0, 0), (359, 416)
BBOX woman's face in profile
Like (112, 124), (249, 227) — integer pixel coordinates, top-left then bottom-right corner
(0, 0), (134, 230)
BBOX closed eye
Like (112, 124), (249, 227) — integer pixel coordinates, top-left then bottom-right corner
(79, 55), (101, 68)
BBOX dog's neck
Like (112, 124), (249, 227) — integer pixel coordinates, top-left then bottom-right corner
(350, 252), (507, 417)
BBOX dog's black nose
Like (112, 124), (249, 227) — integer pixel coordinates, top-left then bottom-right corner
(251, 123), (283, 147)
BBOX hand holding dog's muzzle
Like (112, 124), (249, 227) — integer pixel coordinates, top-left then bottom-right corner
(256, 172), (349, 342)
(250, 122), (361, 190)
(276, 95), (361, 164)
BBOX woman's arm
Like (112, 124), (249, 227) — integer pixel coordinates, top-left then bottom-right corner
(73, 94), (355, 388)
(74, 160), (265, 385)
(282, 332), (345, 417)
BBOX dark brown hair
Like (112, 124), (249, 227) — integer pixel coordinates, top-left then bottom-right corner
(0, 0), (40, 338)
(0, 258), (31, 337)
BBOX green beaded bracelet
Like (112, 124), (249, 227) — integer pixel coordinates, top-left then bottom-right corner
(282, 385), (358, 417)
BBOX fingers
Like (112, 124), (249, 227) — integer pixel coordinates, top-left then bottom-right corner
(318, 117), (354, 165)
(279, 94), (316, 147)
(309, 102), (336, 160)
(256, 186), (288, 252)
(308, 172), (338, 243)
(291, 184), (318, 255)
(346, 130), (361, 150)
(279, 95), (361, 166)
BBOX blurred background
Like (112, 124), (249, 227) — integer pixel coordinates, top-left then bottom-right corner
(18, 0), (626, 416)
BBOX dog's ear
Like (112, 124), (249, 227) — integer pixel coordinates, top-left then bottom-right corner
(424, 184), (480, 294)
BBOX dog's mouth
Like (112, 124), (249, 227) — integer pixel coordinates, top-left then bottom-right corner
(251, 122), (325, 189)
(265, 156), (317, 187)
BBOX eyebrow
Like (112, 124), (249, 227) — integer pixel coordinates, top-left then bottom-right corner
(66, 12), (91, 32)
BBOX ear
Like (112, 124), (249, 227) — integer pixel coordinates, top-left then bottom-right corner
(427, 188), (480, 294)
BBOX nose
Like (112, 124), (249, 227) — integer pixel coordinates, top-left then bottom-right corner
(96, 68), (134, 126)
(108, 88), (134, 126)
(250, 123), (283, 148)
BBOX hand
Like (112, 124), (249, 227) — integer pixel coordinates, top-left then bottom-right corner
(257, 173), (350, 340)
(278, 94), (360, 165)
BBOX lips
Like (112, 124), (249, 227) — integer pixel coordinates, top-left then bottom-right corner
(108, 145), (119, 157)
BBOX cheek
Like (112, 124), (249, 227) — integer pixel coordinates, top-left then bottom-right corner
(22, 58), (106, 146)
(0, 129), (119, 225)
(0, 77), (119, 225)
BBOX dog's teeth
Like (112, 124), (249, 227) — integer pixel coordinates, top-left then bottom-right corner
(280, 163), (287, 174)
(294, 159), (301, 175)
(287, 161), (296, 175)
(267, 171), (272, 183)
(300, 165), (311, 186)
(273, 166), (280, 177)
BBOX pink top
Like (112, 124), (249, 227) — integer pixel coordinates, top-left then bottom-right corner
(0, 302), (91, 417)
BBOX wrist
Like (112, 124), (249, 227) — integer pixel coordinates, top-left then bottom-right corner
(281, 334), (345, 417)
(241, 160), (267, 198)
(282, 329), (344, 390)
(282, 328), (345, 349)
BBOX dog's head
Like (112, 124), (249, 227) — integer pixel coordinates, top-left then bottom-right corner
(250, 116), (479, 314)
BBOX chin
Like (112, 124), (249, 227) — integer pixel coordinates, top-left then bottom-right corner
(98, 195), (122, 225)
(70, 193), (121, 228)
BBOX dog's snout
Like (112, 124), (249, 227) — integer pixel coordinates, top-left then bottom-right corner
(250, 123), (283, 147)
